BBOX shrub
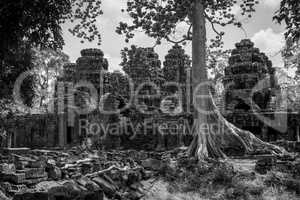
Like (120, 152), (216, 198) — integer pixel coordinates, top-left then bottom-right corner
(212, 162), (235, 185)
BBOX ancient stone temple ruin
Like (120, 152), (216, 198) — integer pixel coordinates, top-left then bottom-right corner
(57, 49), (109, 147)
(4, 41), (300, 150)
(222, 39), (300, 141)
(162, 44), (192, 113)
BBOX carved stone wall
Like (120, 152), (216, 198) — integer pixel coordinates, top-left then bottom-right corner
(223, 39), (300, 142)
(2, 114), (58, 148)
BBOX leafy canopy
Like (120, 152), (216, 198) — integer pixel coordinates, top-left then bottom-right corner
(116, 0), (259, 48)
(273, 0), (300, 43)
(0, 0), (103, 54)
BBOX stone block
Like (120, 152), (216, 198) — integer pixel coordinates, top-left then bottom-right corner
(23, 176), (48, 185)
(2, 148), (30, 155)
(1, 182), (12, 193)
(141, 158), (163, 171)
(77, 177), (101, 192)
(0, 163), (16, 174)
(47, 166), (61, 180)
(84, 191), (104, 200)
(0, 190), (10, 200)
(283, 178), (300, 194)
(80, 163), (93, 174)
(13, 191), (48, 200)
(1, 173), (26, 184)
(9, 184), (27, 194)
(28, 160), (46, 168)
(142, 170), (154, 179)
(255, 156), (276, 174)
(15, 161), (28, 170)
(92, 177), (117, 197)
(17, 168), (46, 179)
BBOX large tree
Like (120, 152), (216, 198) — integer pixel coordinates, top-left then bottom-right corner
(117, 0), (286, 159)
(0, 0), (103, 112)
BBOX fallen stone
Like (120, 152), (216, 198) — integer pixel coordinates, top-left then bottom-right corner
(127, 170), (142, 186)
(142, 170), (154, 180)
(255, 156), (276, 174)
(88, 191), (104, 200)
(61, 180), (82, 197)
(28, 159), (46, 168)
(13, 191), (48, 200)
(283, 178), (300, 194)
(2, 148), (30, 155)
(77, 176), (101, 192)
(8, 184), (27, 194)
(0, 163), (16, 174)
(246, 185), (264, 196)
(17, 167), (46, 179)
(15, 160), (28, 170)
(35, 181), (61, 191)
(141, 158), (163, 171)
(92, 176), (117, 197)
(23, 176), (48, 185)
(123, 190), (144, 200)
(0, 172), (26, 184)
(47, 166), (62, 180)
(0, 189), (10, 200)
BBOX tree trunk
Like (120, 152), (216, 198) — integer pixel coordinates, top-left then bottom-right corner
(188, 0), (286, 160)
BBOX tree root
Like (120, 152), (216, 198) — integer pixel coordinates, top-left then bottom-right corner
(85, 165), (142, 178)
(188, 93), (288, 160)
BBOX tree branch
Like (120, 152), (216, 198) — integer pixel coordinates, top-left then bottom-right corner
(204, 12), (222, 37)
(165, 24), (192, 44)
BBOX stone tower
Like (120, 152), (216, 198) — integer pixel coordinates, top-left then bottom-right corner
(163, 44), (192, 113)
(57, 48), (109, 147)
(75, 48), (108, 101)
(223, 39), (276, 114)
(163, 44), (191, 83)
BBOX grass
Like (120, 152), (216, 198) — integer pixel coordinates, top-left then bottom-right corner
(143, 159), (300, 200)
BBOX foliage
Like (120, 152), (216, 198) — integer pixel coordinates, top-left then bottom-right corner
(0, 0), (103, 52)
(31, 48), (69, 113)
(274, 0), (299, 74)
(282, 42), (300, 78)
(160, 159), (236, 193)
(0, 44), (35, 114)
(273, 0), (300, 43)
(0, 0), (103, 114)
(117, 0), (259, 48)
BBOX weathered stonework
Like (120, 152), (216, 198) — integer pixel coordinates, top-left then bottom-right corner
(223, 39), (300, 141)
(223, 39), (275, 113)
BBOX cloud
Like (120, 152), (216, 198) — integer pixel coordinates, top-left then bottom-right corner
(262, 0), (280, 8)
(251, 28), (285, 67)
(230, 4), (241, 16)
(105, 54), (122, 72)
(100, 0), (130, 24)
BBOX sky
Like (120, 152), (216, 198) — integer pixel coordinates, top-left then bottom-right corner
(62, 0), (286, 72)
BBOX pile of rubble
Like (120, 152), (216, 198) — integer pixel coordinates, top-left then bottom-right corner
(271, 140), (300, 153)
(0, 147), (177, 200)
(254, 153), (300, 194)
(254, 155), (277, 174)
